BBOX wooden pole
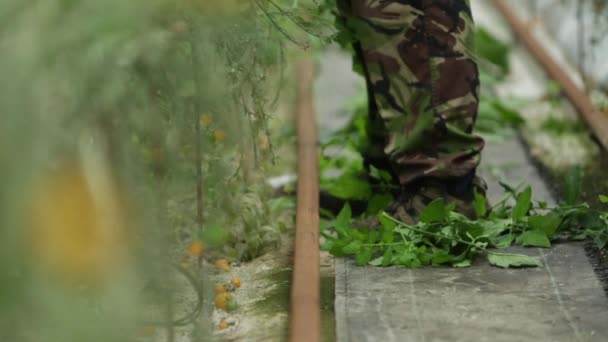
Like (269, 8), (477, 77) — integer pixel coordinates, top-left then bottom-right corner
(289, 58), (321, 342)
(492, 0), (608, 150)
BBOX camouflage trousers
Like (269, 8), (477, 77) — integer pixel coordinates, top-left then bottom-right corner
(339, 0), (485, 186)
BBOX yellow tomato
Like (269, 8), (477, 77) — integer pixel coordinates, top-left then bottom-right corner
(214, 284), (227, 294)
(215, 293), (229, 310)
(258, 134), (270, 151)
(215, 259), (231, 272)
(200, 113), (213, 128)
(214, 129), (226, 143)
(26, 162), (134, 285)
(188, 240), (205, 257)
(139, 326), (157, 337)
(218, 320), (230, 330)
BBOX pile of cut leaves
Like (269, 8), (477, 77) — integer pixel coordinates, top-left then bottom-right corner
(321, 183), (608, 269)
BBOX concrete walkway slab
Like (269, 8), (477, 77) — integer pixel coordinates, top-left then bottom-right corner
(336, 242), (608, 342)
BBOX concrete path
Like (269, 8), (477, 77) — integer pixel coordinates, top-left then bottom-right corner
(316, 3), (608, 341)
(335, 242), (608, 342)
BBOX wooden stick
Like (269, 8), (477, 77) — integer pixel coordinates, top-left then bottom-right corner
(289, 58), (321, 342)
(492, 0), (608, 150)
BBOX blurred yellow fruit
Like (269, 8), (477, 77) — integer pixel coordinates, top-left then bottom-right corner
(215, 259), (231, 272)
(231, 277), (241, 288)
(188, 240), (205, 257)
(26, 162), (134, 285)
(200, 113), (213, 127)
(139, 326), (157, 337)
(218, 320), (230, 330)
(214, 129), (226, 143)
(171, 20), (189, 35)
(215, 293), (229, 310)
(258, 134), (270, 151)
(214, 284), (227, 294)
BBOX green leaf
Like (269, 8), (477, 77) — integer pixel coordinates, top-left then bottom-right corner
(334, 204), (352, 232)
(329, 240), (348, 257)
(342, 241), (361, 255)
(382, 248), (394, 267)
(453, 259), (472, 268)
(369, 165), (393, 182)
(420, 199), (449, 223)
(599, 195), (608, 204)
(576, 211), (604, 230)
(200, 223), (228, 247)
(380, 214), (395, 244)
(379, 212), (397, 229)
(320, 240), (334, 251)
(516, 230), (551, 248)
(367, 230), (379, 244)
(269, 196), (296, 212)
(512, 186), (532, 221)
(487, 252), (542, 268)
(368, 256), (383, 266)
(319, 208), (336, 220)
(320, 219), (334, 231)
(494, 234), (514, 248)
(431, 250), (453, 265)
(592, 230), (608, 249)
(475, 28), (510, 75)
(395, 251), (421, 268)
(473, 191), (487, 218)
(324, 173), (372, 200)
(463, 223), (485, 239)
(498, 181), (520, 197)
(528, 215), (561, 237)
(482, 219), (511, 239)
(355, 248), (373, 266)
(350, 229), (367, 241)
(367, 194), (394, 215)
(564, 166), (582, 205)
(493, 100), (525, 127)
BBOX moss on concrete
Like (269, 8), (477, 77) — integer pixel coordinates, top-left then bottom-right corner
(246, 270), (336, 342)
(321, 275), (336, 342)
(251, 269), (291, 317)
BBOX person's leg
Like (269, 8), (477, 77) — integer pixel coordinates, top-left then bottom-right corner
(343, 0), (484, 216)
(352, 40), (395, 174)
(344, 0), (486, 219)
(348, 0), (483, 183)
(337, 0), (393, 174)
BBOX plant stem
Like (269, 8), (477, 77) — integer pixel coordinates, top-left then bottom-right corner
(380, 213), (532, 257)
(189, 24), (204, 229)
(360, 241), (407, 247)
(381, 213), (478, 249)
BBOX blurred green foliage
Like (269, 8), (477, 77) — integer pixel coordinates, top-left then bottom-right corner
(0, 0), (312, 340)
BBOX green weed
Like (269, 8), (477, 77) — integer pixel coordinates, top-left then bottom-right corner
(322, 185), (608, 269)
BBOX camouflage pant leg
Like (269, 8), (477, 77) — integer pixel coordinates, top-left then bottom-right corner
(343, 0), (485, 186)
